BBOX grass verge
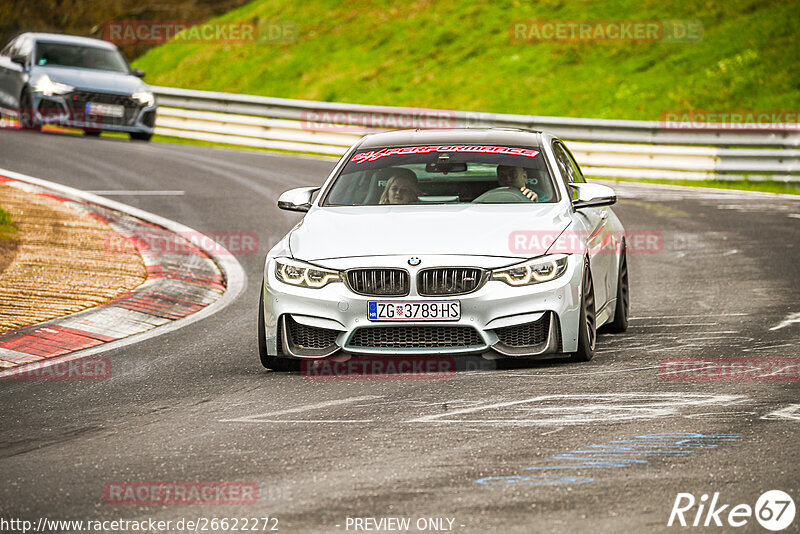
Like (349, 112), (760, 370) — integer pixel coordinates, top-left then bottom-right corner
(0, 207), (17, 238)
(133, 0), (799, 121)
(0, 205), (20, 275)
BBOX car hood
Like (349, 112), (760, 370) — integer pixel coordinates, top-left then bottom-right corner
(33, 66), (146, 94)
(289, 204), (572, 261)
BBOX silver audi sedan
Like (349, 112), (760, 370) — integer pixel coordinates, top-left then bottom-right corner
(0, 33), (156, 140)
(259, 129), (629, 371)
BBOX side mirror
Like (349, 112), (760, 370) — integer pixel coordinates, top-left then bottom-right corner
(570, 183), (617, 209)
(10, 54), (26, 66)
(131, 68), (145, 78)
(278, 187), (320, 212)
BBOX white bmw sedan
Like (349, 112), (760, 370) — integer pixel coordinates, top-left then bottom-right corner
(258, 129), (629, 371)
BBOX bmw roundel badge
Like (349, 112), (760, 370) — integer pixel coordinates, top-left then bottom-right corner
(408, 257), (421, 266)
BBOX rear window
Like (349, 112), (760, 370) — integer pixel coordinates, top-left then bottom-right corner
(322, 144), (557, 206)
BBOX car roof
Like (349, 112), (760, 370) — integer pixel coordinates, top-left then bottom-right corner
(20, 33), (118, 50)
(357, 128), (544, 149)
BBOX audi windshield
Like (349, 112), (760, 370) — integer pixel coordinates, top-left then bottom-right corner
(34, 41), (130, 73)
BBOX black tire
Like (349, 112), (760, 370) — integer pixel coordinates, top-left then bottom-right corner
(129, 132), (153, 142)
(18, 90), (41, 131)
(84, 130), (101, 137)
(258, 282), (299, 372)
(569, 262), (596, 362)
(605, 244), (629, 333)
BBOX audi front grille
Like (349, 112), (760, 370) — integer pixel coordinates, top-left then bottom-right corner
(68, 90), (142, 126)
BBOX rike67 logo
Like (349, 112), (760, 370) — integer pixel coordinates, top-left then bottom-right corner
(668, 490), (795, 531)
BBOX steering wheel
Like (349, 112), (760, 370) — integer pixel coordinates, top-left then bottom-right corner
(472, 186), (534, 203)
(536, 189), (552, 202)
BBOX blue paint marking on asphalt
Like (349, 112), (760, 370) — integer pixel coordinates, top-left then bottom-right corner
(475, 433), (741, 486)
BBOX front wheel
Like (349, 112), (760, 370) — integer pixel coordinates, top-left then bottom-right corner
(18, 90), (41, 131)
(605, 245), (629, 333)
(258, 282), (299, 372)
(569, 263), (596, 362)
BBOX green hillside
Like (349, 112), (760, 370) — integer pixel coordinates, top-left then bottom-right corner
(133, 0), (799, 120)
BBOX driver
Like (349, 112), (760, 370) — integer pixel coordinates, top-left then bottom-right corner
(378, 168), (420, 205)
(497, 165), (538, 201)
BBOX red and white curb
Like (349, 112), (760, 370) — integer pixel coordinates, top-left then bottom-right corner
(0, 168), (246, 378)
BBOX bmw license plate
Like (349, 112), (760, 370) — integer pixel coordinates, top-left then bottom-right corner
(85, 102), (124, 118)
(368, 301), (460, 321)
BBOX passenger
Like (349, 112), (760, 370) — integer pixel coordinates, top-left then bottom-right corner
(378, 169), (420, 205)
(497, 165), (538, 201)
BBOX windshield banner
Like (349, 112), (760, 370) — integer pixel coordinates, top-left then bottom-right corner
(351, 145), (540, 164)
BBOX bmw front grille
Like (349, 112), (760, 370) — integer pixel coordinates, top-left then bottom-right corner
(417, 267), (485, 296)
(345, 268), (409, 296)
(348, 325), (483, 349)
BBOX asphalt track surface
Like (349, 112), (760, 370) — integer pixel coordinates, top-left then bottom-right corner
(0, 129), (799, 533)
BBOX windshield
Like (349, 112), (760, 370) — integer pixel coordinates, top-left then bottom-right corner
(323, 144), (557, 206)
(34, 42), (129, 73)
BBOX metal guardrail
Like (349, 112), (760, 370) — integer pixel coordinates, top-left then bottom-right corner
(151, 86), (800, 182)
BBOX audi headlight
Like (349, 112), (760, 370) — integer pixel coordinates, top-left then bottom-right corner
(275, 259), (341, 289)
(33, 75), (73, 96)
(492, 255), (569, 286)
(132, 91), (155, 107)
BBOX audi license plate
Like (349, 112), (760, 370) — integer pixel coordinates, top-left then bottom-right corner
(368, 301), (460, 321)
(85, 102), (124, 118)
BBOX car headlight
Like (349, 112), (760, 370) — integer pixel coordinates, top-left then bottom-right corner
(275, 259), (341, 289)
(132, 91), (155, 107)
(33, 75), (73, 96)
(491, 255), (569, 286)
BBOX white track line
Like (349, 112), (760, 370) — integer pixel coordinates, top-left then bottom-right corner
(629, 323), (718, 327)
(408, 393), (743, 423)
(408, 393), (746, 425)
(233, 420), (375, 423)
(86, 190), (185, 195)
(761, 404), (800, 421)
(502, 364), (662, 378)
(0, 167), (246, 377)
(220, 395), (382, 423)
(769, 312), (800, 331)
(629, 313), (747, 320)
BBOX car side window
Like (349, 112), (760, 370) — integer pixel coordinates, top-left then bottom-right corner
(551, 142), (575, 190)
(562, 144), (587, 183)
(553, 141), (587, 185)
